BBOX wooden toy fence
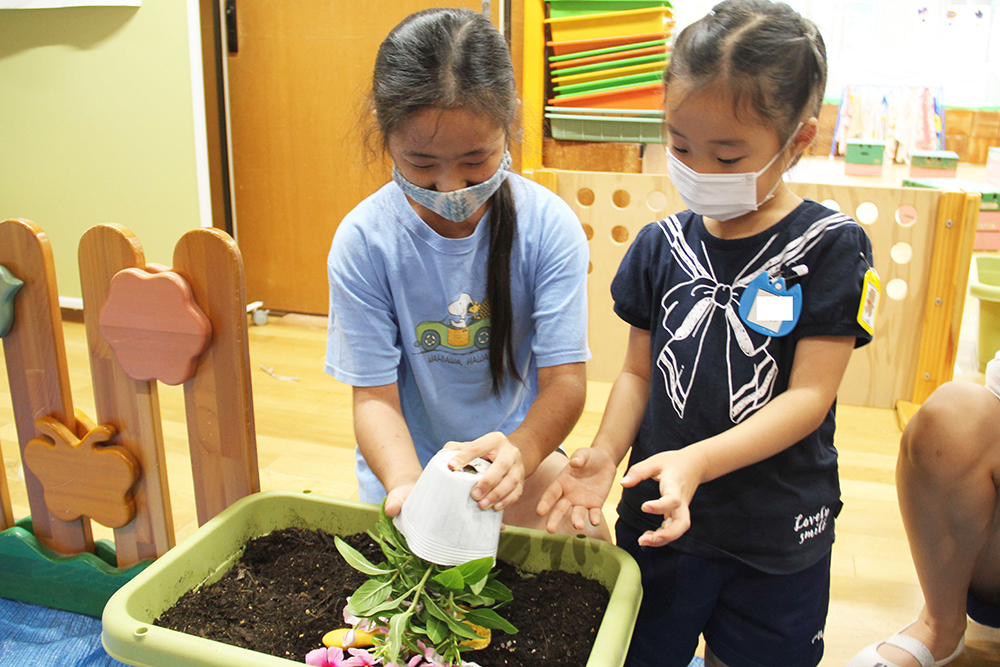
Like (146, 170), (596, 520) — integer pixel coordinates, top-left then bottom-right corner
(530, 170), (979, 410)
(0, 219), (259, 571)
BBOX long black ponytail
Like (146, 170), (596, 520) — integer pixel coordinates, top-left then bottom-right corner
(370, 8), (520, 394)
(485, 179), (520, 394)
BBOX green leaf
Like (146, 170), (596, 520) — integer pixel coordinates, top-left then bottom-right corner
(449, 621), (481, 641)
(455, 593), (493, 607)
(456, 558), (492, 588)
(469, 575), (488, 595)
(347, 579), (395, 616)
(426, 616), (448, 645)
(375, 505), (411, 554)
(334, 536), (394, 576)
(445, 645), (465, 664)
(432, 567), (465, 590)
(425, 601), (480, 640)
(402, 634), (426, 661)
(362, 596), (409, 617)
(385, 608), (413, 666)
(408, 620), (429, 638)
(369, 529), (403, 559)
(462, 607), (519, 635)
(480, 578), (513, 602)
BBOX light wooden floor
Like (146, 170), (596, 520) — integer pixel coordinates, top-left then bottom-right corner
(2, 314), (999, 666)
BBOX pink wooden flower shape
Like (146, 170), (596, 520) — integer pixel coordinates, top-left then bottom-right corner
(99, 267), (212, 385)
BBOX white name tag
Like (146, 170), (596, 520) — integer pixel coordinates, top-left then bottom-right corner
(755, 293), (794, 322)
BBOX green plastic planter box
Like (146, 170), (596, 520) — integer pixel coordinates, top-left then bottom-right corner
(102, 491), (642, 667)
(971, 255), (1000, 372)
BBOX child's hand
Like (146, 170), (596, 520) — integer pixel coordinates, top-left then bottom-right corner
(384, 483), (415, 518)
(621, 448), (708, 547)
(536, 448), (616, 533)
(443, 432), (525, 511)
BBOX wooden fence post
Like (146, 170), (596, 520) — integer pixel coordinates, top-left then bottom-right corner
(79, 224), (175, 566)
(173, 228), (260, 525)
(0, 218), (93, 554)
(910, 191), (980, 406)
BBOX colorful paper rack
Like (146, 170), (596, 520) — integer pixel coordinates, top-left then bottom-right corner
(545, 0), (673, 140)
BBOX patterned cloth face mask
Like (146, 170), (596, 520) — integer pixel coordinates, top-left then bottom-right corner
(392, 151), (513, 223)
(667, 123), (801, 222)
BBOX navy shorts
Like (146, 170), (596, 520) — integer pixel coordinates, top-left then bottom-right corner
(968, 591), (1000, 628)
(617, 519), (831, 667)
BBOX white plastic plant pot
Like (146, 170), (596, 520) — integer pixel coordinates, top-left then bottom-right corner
(393, 449), (503, 566)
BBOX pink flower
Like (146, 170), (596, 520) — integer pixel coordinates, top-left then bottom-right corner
(422, 647), (444, 666)
(419, 647), (481, 667)
(384, 656), (426, 667)
(346, 648), (379, 666)
(343, 604), (359, 627)
(305, 647), (352, 667)
(305, 644), (432, 667)
(343, 601), (379, 634)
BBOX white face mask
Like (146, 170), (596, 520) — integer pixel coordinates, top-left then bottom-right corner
(392, 151), (512, 223)
(666, 125), (801, 222)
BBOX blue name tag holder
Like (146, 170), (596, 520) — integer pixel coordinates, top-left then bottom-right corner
(738, 272), (802, 337)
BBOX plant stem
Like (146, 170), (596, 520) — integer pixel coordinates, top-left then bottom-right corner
(410, 566), (433, 608)
(378, 567), (435, 665)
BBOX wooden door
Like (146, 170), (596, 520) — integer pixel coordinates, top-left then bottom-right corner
(225, 1), (497, 315)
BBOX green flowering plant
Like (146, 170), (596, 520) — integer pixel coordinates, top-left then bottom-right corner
(334, 502), (517, 667)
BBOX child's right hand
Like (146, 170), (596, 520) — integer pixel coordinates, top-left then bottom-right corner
(536, 448), (617, 533)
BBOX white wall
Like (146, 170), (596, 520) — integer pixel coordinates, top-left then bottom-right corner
(0, 0), (210, 304)
(672, 1), (1000, 108)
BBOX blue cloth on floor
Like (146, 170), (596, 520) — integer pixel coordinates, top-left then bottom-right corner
(0, 597), (127, 667)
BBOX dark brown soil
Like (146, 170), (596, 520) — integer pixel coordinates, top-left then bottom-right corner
(155, 527), (609, 666)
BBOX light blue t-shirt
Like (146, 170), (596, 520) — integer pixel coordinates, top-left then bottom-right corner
(326, 174), (591, 502)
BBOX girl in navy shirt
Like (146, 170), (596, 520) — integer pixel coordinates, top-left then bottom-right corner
(538, 2), (875, 665)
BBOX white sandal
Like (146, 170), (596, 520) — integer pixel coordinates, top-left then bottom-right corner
(845, 623), (965, 667)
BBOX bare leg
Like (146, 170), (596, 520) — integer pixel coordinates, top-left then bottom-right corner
(504, 451), (613, 541)
(876, 381), (1000, 667)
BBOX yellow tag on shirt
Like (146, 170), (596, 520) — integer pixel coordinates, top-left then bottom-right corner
(857, 267), (880, 335)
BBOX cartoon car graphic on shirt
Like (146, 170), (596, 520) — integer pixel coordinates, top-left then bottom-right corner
(414, 293), (491, 352)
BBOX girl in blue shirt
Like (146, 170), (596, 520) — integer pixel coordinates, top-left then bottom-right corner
(327, 8), (608, 540)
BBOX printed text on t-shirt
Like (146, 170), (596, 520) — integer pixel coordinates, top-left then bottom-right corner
(794, 506), (830, 544)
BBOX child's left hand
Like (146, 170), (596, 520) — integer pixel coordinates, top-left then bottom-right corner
(621, 448), (708, 547)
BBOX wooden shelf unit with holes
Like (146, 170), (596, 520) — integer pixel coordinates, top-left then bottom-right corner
(523, 170), (978, 415)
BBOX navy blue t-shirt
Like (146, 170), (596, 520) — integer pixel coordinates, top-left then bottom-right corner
(612, 200), (874, 575)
